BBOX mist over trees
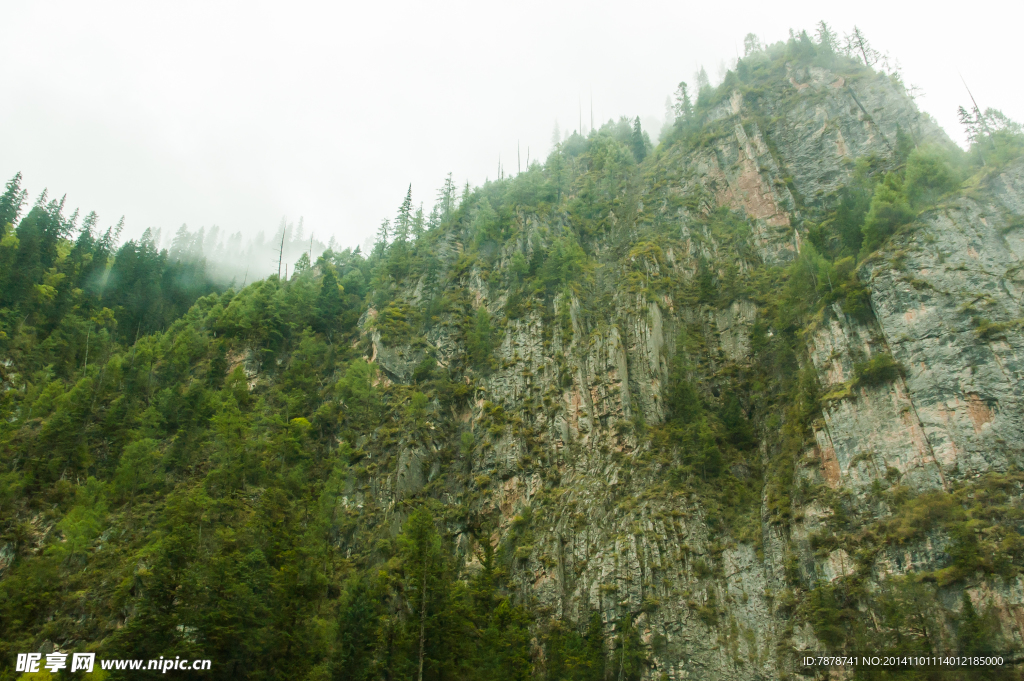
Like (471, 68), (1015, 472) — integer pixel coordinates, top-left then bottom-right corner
(147, 217), (331, 285)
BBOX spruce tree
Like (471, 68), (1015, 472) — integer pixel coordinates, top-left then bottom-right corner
(375, 218), (391, 253)
(696, 66), (710, 92)
(437, 173), (456, 221)
(845, 26), (880, 66)
(815, 21), (838, 54)
(673, 82), (692, 121)
(412, 203), (425, 240)
(396, 185), (413, 243)
(631, 117), (647, 163)
(0, 172), (27, 236)
(743, 33), (761, 56)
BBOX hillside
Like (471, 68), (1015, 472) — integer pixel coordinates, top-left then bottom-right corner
(2, 29), (1024, 680)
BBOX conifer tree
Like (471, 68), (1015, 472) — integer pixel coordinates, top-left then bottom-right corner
(743, 33), (761, 56)
(614, 614), (646, 681)
(0, 172), (27, 236)
(438, 173), (456, 221)
(397, 509), (444, 681)
(695, 66), (710, 92)
(673, 82), (693, 121)
(631, 117), (647, 163)
(815, 21), (838, 54)
(845, 26), (880, 66)
(396, 185), (413, 243)
(375, 218), (391, 252)
(412, 203), (425, 240)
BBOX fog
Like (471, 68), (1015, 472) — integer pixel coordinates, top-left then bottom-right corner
(0, 0), (1018, 271)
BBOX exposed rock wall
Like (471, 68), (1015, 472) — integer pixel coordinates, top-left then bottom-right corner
(351, 65), (1024, 679)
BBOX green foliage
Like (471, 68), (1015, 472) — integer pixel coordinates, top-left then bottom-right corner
(467, 307), (495, 370)
(798, 479), (1024, 678)
(112, 438), (162, 506)
(314, 265), (346, 333)
(546, 612), (606, 681)
(860, 174), (914, 258)
(375, 301), (419, 345)
(630, 117), (648, 163)
(328, 509), (536, 680)
(612, 614), (647, 681)
(337, 358), (379, 424)
(50, 477), (108, 564)
(957, 592), (1001, 658)
(960, 106), (1024, 167)
(831, 184), (871, 257)
(904, 145), (963, 208)
(852, 353), (902, 387)
(785, 244), (874, 323)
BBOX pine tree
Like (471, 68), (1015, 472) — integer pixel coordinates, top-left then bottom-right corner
(314, 265), (344, 332)
(743, 33), (761, 56)
(412, 203), (425, 240)
(0, 172), (28, 237)
(437, 173), (456, 222)
(427, 205), (440, 232)
(614, 614), (646, 681)
(957, 592), (996, 656)
(673, 82), (693, 121)
(170, 224), (193, 261)
(397, 509), (444, 681)
(696, 66), (710, 92)
(631, 117), (647, 163)
(375, 218), (391, 252)
(815, 21), (838, 54)
(845, 27), (880, 66)
(396, 185), (413, 243)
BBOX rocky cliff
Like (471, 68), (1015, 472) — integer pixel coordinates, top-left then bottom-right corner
(350, 50), (1024, 679)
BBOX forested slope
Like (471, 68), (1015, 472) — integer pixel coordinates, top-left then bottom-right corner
(2, 28), (1024, 681)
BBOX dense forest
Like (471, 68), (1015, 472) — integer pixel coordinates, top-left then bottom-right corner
(3, 24), (1024, 680)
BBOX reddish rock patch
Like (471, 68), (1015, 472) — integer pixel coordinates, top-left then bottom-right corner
(967, 393), (995, 433)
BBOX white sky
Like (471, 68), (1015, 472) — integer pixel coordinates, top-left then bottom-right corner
(1, 1), (1018, 252)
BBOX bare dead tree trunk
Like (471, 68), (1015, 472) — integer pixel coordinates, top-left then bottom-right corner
(277, 228), (286, 279)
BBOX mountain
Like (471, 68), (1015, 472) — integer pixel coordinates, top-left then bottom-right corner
(2, 28), (1024, 681)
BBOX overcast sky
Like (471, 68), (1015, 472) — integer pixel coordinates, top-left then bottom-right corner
(1, 1), (1018, 253)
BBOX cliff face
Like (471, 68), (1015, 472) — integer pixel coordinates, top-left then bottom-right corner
(348, 56), (1024, 677)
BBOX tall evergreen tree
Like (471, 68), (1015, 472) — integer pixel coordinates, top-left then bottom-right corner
(815, 21), (838, 54)
(631, 117), (647, 163)
(375, 219), (391, 253)
(412, 203), (425, 240)
(743, 33), (761, 56)
(844, 26), (880, 66)
(0, 172), (27, 236)
(396, 185), (413, 243)
(437, 173), (456, 221)
(695, 66), (710, 93)
(673, 82), (692, 121)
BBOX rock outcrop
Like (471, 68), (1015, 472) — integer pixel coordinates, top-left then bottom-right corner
(349, 57), (1024, 678)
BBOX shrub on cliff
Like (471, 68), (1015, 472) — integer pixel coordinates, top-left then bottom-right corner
(852, 353), (902, 387)
(859, 174), (914, 258)
(904, 145), (964, 208)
